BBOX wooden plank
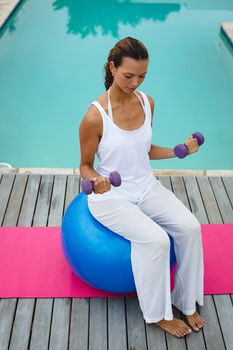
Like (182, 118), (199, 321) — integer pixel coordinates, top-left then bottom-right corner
(0, 174), (15, 225)
(146, 322), (167, 350)
(29, 299), (53, 350)
(17, 175), (41, 226)
(48, 175), (67, 226)
(213, 295), (233, 350)
(209, 177), (233, 223)
(200, 296), (225, 350)
(9, 299), (35, 350)
(170, 176), (190, 209)
(0, 299), (17, 350)
(196, 177), (222, 223)
(108, 297), (127, 350)
(49, 298), (71, 350)
(183, 176), (208, 223)
(69, 298), (89, 350)
(89, 298), (107, 350)
(3, 174), (28, 226)
(125, 297), (147, 350)
(33, 174), (54, 226)
(64, 175), (80, 213)
(158, 176), (172, 191)
(222, 176), (233, 207)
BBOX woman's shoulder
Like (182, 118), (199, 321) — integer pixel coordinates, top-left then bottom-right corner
(85, 91), (107, 117)
(137, 90), (154, 104)
(82, 101), (103, 130)
(137, 90), (155, 115)
(147, 94), (155, 114)
(146, 94), (154, 105)
(96, 91), (108, 111)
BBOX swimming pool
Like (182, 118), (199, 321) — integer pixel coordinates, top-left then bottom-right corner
(0, 0), (233, 170)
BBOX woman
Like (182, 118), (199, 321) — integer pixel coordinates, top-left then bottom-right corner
(79, 37), (205, 338)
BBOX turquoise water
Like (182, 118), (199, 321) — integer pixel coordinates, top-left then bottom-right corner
(0, 0), (233, 169)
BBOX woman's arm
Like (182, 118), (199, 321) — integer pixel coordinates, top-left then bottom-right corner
(149, 145), (176, 160)
(79, 106), (111, 194)
(79, 106), (101, 179)
(147, 95), (175, 159)
(147, 95), (199, 160)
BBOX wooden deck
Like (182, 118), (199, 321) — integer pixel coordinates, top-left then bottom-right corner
(0, 172), (233, 350)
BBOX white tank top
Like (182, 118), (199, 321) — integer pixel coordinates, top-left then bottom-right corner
(87, 87), (154, 202)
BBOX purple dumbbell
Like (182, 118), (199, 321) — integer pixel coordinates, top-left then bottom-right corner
(81, 171), (122, 195)
(173, 132), (205, 159)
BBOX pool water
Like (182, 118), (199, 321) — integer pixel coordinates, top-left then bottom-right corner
(0, 0), (233, 169)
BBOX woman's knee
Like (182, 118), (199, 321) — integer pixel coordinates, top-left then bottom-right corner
(150, 229), (171, 254)
(179, 214), (201, 239)
(133, 227), (171, 261)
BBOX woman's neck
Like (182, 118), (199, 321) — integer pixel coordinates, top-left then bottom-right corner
(109, 83), (134, 105)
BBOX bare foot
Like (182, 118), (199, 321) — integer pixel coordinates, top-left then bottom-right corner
(155, 318), (192, 338)
(185, 311), (205, 332)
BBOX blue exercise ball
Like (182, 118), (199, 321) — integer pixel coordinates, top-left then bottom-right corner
(61, 192), (176, 293)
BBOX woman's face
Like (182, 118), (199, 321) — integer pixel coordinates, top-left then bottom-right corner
(110, 57), (148, 93)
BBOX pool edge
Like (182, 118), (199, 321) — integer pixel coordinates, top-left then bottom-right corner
(0, 168), (233, 176)
(0, 0), (23, 30)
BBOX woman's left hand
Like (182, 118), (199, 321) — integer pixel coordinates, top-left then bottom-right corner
(184, 136), (199, 155)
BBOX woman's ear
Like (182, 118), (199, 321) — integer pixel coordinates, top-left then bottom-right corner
(109, 61), (116, 76)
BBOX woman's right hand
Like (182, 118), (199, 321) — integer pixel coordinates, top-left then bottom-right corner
(91, 176), (111, 194)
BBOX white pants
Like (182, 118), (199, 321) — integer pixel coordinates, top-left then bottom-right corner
(87, 176), (204, 323)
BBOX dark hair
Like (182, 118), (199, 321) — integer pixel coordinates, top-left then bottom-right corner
(104, 37), (149, 90)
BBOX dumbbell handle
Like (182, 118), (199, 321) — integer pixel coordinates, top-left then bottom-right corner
(174, 132), (205, 159)
(81, 171), (121, 195)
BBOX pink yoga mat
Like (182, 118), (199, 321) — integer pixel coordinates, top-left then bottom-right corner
(0, 225), (232, 298)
